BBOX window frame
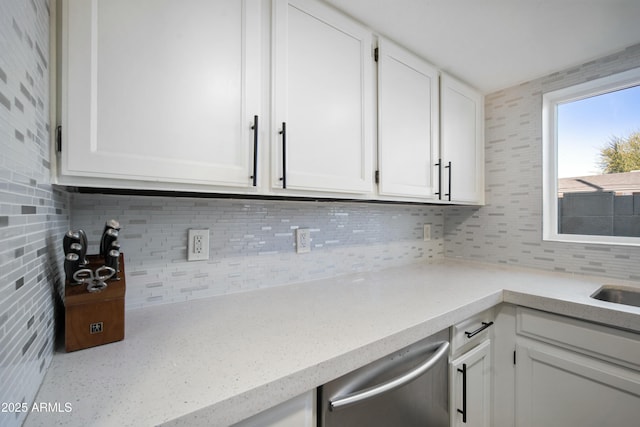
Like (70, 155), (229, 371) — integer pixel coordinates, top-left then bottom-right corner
(542, 67), (640, 246)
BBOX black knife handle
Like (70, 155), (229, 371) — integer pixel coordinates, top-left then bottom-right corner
(100, 220), (121, 257)
(106, 249), (121, 279)
(77, 229), (88, 264)
(64, 253), (81, 284)
(68, 242), (82, 258)
(63, 230), (80, 255)
(101, 228), (119, 258)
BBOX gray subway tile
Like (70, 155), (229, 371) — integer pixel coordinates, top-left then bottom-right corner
(21, 206), (36, 214)
(22, 331), (37, 355)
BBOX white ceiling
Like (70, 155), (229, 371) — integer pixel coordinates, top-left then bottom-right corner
(322, 0), (640, 94)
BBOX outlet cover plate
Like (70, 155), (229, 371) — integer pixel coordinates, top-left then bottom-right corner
(423, 224), (431, 241)
(296, 228), (311, 254)
(188, 229), (210, 261)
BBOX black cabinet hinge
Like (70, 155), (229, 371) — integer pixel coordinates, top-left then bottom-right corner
(374, 47), (379, 62)
(56, 125), (62, 152)
(375, 170), (379, 184)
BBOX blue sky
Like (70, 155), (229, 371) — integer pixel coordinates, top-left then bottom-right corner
(557, 84), (640, 178)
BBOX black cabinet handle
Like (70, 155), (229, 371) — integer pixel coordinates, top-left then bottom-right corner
(250, 115), (258, 187)
(444, 161), (452, 201)
(457, 363), (467, 423)
(435, 159), (442, 200)
(279, 122), (287, 189)
(465, 321), (494, 339)
(56, 125), (62, 152)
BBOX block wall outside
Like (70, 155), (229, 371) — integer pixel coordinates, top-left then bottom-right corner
(559, 192), (640, 237)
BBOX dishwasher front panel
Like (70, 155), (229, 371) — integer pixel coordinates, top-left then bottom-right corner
(319, 329), (449, 427)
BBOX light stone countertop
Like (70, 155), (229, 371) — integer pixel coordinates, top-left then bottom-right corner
(24, 259), (640, 427)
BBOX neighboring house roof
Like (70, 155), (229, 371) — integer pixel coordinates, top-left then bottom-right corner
(558, 171), (640, 194)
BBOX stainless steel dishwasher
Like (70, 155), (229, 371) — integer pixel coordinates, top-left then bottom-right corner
(318, 329), (450, 427)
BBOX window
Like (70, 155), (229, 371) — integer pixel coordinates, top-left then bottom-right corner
(543, 67), (640, 246)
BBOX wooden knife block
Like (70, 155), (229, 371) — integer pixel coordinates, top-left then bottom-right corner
(64, 253), (126, 352)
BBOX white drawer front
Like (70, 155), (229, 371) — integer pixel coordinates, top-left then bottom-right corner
(516, 307), (640, 370)
(451, 308), (495, 357)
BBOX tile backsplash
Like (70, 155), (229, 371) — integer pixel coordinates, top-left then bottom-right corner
(445, 43), (640, 281)
(0, 1), (69, 427)
(71, 194), (445, 309)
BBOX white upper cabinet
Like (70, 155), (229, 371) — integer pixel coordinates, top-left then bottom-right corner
(440, 74), (484, 204)
(57, 0), (484, 202)
(377, 38), (439, 199)
(272, 0), (375, 194)
(60, 0), (262, 188)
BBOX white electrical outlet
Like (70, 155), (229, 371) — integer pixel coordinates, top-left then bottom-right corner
(423, 224), (431, 241)
(296, 228), (311, 254)
(188, 229), (210, 261)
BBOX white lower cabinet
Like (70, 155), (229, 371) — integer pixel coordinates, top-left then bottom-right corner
(450, 308), (495, 427)
(515, 341), (640, 427)
(450, 340), (492, 427)
(514, 307), (640, 427)
(491, 304), (517, 427)
(232, 390), (316, 427)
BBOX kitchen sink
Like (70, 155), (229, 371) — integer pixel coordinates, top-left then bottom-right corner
(590, 285), (640, 308)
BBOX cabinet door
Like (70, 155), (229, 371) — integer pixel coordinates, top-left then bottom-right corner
(273, 0), (374, 194)
(377, 38), (439, 199)
(440, 74), (484, 204)
(61, 0), (261, 187)
(515, 341), (640, 427)
(450, 340), (492, 427)
(232, 391), (316, 427)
